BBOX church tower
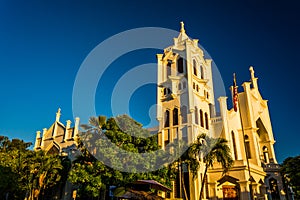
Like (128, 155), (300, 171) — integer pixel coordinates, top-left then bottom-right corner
(156, 23), (285, 200)
(156, 22), (215, 200)
(156, 22), (215, 146)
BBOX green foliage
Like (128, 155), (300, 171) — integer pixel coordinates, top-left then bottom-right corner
(281, 155), (300, 199)
(69, 115), (176, 199)
(186, 133), (233, 177)
(185, 133), (233, 200)
(0, 136), (63, 200)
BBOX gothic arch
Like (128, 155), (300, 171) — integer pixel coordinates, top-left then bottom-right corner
(45, 141), (60, 155)
(268, 177), (280, 200)
(256, 117), (269, 142)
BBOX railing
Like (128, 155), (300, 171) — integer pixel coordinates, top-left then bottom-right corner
(263, 162), (281, 170)
(211, 116), (222, 124)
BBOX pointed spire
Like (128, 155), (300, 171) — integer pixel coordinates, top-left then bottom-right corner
(249, 66), (258, 89)
(56, 108), (61, 122)
(249, 66), (255, 79)
(180, 21), (185, 33)
(34, 131), (41, 150)
(176, 21), (189, 42)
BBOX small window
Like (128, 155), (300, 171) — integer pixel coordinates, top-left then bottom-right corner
(231, 131), (238, 160)
(164, 110), (170, 127)
(200, 65), (204, 79)
(205, 112), (209, 130)
(200, 109), (204, 127)
(167, 61), (172, 77)
(163, 88), (171, 95)
(183, 81), (186, 89)
(263, 146), (269, 163)
(196, 85), (199, 92)
(178, 83), (182, 90)
(193, 82), (195, 89)
(195, 107), (199, 124)
(193, 60), (197, 76)
(173, 108), (179, 126)
(245, 135), (251, 159)
(177, 58), (184, 73)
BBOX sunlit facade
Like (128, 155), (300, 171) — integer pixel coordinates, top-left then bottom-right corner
(156, 22), (285, 200)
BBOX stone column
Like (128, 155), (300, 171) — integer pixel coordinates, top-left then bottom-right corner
(237, 180), (251, 200)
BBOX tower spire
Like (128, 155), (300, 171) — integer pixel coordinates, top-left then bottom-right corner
(249, 66), (255, 79)
(180, 21), (185, 33)
(249, 66), (258, 89)
(56, 108), (61, 122)
(176, 21), (189, 42)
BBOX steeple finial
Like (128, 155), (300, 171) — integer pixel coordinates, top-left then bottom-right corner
(249, 66), (255, 79)
(180, 21), (185, 33)
(56, 108), (61, 122)
(249, 66), (258, 89)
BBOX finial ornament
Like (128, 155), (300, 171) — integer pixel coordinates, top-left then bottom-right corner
(180, 21), (185, 33)
(249, 66), (255, 79)
(56, 108), (61, 122)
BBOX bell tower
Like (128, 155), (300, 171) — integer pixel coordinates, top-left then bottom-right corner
(156, 22), (215, 200)
(157, 22), (215, 148)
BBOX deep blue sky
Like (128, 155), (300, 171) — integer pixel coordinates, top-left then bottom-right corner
(0, 0), (299, 163)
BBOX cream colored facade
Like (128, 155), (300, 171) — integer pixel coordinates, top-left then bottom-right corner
(34, 108), (80, 200)
(34, 108), (80, 154)
(157, 23), (284, 200)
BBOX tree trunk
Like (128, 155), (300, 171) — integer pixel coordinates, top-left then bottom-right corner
(181, 162), (188, 200)
(199, 165), (208, 200)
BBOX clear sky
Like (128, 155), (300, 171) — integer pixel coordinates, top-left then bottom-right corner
(0, 0), (299, 163)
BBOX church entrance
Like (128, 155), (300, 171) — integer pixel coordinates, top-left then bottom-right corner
(222, 185), (238, 200)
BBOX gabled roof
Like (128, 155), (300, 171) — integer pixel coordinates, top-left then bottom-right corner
(217, 175), (240, 186)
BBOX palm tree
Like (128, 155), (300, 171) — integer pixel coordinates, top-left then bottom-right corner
(187, 134), (233, 200)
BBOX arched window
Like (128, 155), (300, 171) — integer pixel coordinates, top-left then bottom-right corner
(195, 107), (199, 124)
(205, 112), (209, 130)
(167, 61), (172, 77)
(231, 131), (238, 160)
(196, 85), (199, 92)
(183, 81), (186, 89)
(263, 146), (269, 163)
(269, 178), (280, 199)
(181, 106), (187, 124)
(164, 110), (170, 127)
(200, 65), (204, 79)
(193, 82), (195, 89)
(177, 57), (184, 73)
(178, 83), (182, 90)
(163, 88), (171, 95)
(193, 60), (197, 76)
(173, 108), (179, 126)
(244, 135), (251, 159)
(200, 109), (204, 127)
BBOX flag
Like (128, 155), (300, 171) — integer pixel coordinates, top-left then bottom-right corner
(233, 73), (238, 112)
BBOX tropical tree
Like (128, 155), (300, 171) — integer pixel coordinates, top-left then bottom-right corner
(69, 115), (176, 199)
(0, 136), (64, 200)
(281, 155), (300, 199)
(187, 134), (233, 200)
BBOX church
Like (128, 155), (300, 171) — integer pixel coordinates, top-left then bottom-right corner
(34, 23), (286, 200)
(156, 22), (285, 200)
